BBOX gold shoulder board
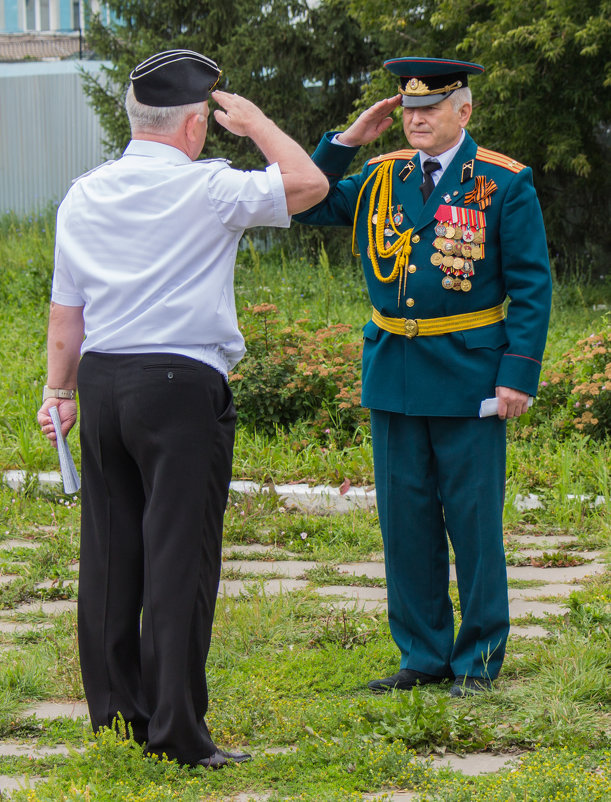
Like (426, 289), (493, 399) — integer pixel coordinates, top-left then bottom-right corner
(476, 147), (525, 174)
(367, 149), (418, 166)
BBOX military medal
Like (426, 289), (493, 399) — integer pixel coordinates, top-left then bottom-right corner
(433, 205), (486, 292)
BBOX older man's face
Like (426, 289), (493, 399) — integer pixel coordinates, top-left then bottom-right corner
(402, 97), (471, 156)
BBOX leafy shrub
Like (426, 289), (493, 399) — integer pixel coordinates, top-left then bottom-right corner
(229, 303), (367, 445)
(528, 324), (610, 439)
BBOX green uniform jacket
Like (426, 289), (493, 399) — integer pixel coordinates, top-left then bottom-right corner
(294, 130), (552, 416)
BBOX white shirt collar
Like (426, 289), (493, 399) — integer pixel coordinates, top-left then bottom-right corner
(124, 139), (192, 165)
(419, 128), (466, 176)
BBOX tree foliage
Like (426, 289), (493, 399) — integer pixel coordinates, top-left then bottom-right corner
(433, 0), (611, 275)
(82, 0), (611, 275)
(82, 0), (377, 168)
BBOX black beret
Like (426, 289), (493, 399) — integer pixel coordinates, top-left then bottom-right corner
(384, 57), (484, 108)
(130, 49), (221, 107)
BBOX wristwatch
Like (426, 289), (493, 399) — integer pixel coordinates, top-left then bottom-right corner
(42, 386), (76, 402)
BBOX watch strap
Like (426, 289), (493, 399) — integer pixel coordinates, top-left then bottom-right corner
(43, 386), (76, 402)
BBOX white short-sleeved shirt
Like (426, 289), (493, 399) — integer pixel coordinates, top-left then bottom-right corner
(52, 139), (290, 376)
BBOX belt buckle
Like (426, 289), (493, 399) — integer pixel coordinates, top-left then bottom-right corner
(404, 319), (418, 338)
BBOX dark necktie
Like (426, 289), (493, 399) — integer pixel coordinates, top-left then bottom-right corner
(420, 158), (441, 203)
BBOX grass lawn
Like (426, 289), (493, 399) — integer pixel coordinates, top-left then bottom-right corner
(0, 212), (608, 800)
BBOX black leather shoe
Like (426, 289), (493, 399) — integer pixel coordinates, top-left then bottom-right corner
(450, 675), (493, 697)
(368, 668), (449, 693)
(196, 749), (252, 769)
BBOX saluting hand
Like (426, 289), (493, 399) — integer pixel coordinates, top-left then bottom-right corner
(211, 90), (270, 138)
(336, 95), (402, 148)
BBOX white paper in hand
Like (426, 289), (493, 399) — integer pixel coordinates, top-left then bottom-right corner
(49, 405), (81, 494)
(479, 397), (533, 418)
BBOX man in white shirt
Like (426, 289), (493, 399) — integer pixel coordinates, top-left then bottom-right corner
(37, 49), (328, 768)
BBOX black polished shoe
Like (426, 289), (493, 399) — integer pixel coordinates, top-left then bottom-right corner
(196, 749), (252, 769)
(368, 668), (449, 693)
(450, 675), (493, 698)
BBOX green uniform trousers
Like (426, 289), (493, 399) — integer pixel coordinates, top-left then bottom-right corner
(370, 410), (509, 680)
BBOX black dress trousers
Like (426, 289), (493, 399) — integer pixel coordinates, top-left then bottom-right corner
(77, 352), (236, 765)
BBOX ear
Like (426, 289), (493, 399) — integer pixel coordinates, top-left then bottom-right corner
(458, 103), (472, 127)
(184, 112), (203, 144)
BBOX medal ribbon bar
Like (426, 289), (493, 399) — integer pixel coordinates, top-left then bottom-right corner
(434, 205), (486, 229)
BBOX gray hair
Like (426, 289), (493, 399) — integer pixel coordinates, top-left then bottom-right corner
(449, 86), (472, 111)
(125, 84), (205, 135)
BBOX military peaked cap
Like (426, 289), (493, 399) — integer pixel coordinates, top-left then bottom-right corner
(384, 57), (484, 108)
(130, 49), (221, 107)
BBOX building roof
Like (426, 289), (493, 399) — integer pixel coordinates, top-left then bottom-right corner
(0, 33), (93, 62)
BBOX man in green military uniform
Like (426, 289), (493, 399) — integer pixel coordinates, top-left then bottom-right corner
(295, 57), (552, 696)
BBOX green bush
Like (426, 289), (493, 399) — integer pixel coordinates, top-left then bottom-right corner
(530, 324), (611, 439)
(229, 303), (367, 445)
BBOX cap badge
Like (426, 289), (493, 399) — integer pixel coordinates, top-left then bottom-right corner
(400, 78), (463, 97)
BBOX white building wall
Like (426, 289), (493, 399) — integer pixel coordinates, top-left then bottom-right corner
(0, 61), (111, 215)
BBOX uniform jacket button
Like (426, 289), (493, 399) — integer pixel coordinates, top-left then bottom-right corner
(406, 298), (415, 307)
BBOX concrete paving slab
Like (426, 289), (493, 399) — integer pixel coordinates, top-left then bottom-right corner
(337, 562), (386, 579)
(504, 563), (606, 582)
(0, 774), (42, 793)
(508, 535), (580, 546)
(35, 579), (77, 590)
(319, 598), (385, 612)
(23, 701), (89, 720)
(219, 579), (309, 597)
(0, 742), (72, 757)
(222, 560), (319, 577)
(315, 585), (387, 602)
(1, 600), (77, 616)
(0, 575), (20, 586)
(508, 584), (582, 600)
(3, 470), (62, 491)
(509, 599), (565, 618)
(0, 621), (53, 634)
(223, 544), (298, 556)
(0, 539), (41, 550)
(509, 625), (552, 638)
(514, 493), (545, 511)
(431, 751), (521, 775)
(507, 550), (601, 561)
(364, 793), (417, 801)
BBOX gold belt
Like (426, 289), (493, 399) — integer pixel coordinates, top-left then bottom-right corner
(372, 303), (504, 339)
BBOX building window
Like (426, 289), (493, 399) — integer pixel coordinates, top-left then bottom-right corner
(21, 0), (59, 31)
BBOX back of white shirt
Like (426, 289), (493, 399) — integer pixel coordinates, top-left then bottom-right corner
(52, 140), (290, 375)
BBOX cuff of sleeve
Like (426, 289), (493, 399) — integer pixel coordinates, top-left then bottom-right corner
(495, 353), (543, 397)
(265, 162), (291, 228)
(311, 132), (360, 177)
